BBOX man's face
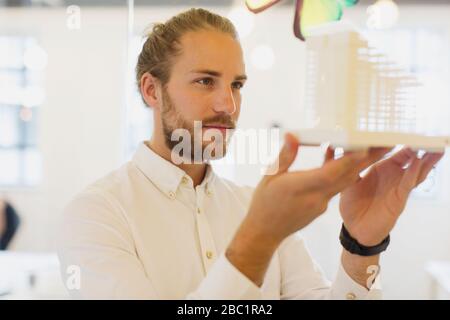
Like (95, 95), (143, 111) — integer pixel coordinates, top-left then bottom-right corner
(159, 29), (246, 162)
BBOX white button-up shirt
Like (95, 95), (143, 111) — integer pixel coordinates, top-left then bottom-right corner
(58, 142), (382, 299)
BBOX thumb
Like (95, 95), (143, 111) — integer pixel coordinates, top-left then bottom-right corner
(265, 132), (299, 177)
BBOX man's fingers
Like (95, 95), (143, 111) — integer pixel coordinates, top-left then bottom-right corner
(328, 147), (389, 177)
(366, 147), (393, 165)
(398, 151), (444, 195)
(416, 152), (445, 185)
(323, 146), (335, 165)
(399, 155), (423, 194)
(264, 132), (300, 177)
(383, 147), (415, 168)
(314, 147), (391, 196)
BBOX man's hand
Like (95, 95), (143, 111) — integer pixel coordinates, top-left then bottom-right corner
(226, 133), (390, 286)
(339, 147), (445, 246)
(336, 147), (444, 289)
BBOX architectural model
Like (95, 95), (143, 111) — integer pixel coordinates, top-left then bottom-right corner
(297, 22), (449, 151)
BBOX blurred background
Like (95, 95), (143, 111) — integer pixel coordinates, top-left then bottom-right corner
(0, 0), (449, 299)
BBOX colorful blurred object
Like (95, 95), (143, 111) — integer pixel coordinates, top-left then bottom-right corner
(245, 0), (282, 13)
(245, 0), (359, 41)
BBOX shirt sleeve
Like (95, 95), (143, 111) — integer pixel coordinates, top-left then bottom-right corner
(58, 189), (264, 300)
(186, 252), (263, 299)
(330, 261), (382, 300)
(277, 232), (382, 300)
(189, 232), (383, 300)
(58, 189), (159, 299)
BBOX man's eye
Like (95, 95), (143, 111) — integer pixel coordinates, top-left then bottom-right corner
(197, 78), (214, 86)
(232, 82), (244, 90)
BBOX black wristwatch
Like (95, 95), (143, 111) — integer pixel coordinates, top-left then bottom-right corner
(339, 223), (390, 256)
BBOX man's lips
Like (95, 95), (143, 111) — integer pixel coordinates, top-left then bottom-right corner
(202, 125), (235, 138)
(203, 125), (234, 130)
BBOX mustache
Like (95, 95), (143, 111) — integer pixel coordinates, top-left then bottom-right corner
(201, 115), (236, 129)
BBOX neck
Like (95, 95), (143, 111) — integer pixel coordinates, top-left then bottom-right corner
(146, 138), (208, 188)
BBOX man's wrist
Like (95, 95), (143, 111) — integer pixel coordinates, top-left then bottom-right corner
(226, 220), (280, 287)
(340, 223), (390, 256)
(227, 222), (280, 263)
(341, 249), (380, 289)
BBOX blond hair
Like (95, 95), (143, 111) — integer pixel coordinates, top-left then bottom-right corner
(136, 8), (238, 93)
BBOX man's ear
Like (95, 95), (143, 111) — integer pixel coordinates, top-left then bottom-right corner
(140, 72), (162, 110)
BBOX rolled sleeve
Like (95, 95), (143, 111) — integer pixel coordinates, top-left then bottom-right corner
(187, 252), (263, 300)
(329, 263), (382, 300)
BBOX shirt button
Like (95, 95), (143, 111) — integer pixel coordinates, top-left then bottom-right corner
(346, 293), (357, 300)
(168, 191), (175, 199)
(206, 189), (213, 197)
(196, 207), (201, 214)
(206, 251), (213, 259)
(181, 177), (189, 185)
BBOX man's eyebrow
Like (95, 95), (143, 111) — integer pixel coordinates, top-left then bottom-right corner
(190, 69), (247, 81)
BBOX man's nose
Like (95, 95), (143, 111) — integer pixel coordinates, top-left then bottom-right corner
(213, 86), (236, 115)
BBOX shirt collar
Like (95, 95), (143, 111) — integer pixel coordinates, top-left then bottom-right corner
(132, 142), (216, 199)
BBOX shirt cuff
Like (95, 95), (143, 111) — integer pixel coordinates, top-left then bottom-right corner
(187, 252), (263, 300)
(329, 263), (383, 300)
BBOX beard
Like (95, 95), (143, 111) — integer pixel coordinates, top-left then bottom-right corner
(160, 87), (236, 163)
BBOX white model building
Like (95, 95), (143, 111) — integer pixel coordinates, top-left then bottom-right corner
(297, 22), (449, 151)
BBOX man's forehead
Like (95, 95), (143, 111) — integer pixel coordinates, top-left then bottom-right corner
(178, 30), (243, 57)
(176, 30), (245, 74)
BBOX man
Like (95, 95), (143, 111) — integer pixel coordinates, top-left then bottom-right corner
(58, 8), (444, 299)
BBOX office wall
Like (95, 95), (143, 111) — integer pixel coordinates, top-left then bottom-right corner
(0, 8), (128, 250)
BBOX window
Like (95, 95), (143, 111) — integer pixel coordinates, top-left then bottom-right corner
(0, 36), (45, 187)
